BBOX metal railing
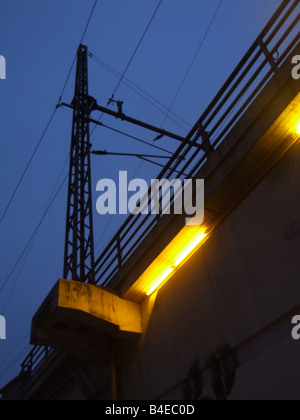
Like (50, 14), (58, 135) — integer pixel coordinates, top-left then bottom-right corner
(20, 0), (299, 378)
(94, 0), (300, 288)
(21, 346), (54, 375)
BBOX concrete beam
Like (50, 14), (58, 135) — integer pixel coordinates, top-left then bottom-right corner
(31, 279), (143, 360)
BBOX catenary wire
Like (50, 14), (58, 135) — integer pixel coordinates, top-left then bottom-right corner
(0, 0), (98, 381)
(94, 1), (224, 253)
(160, 0), (224, 127)
(131, 0), (224, 181)
(0, 108), (57, 227)
(0, 173), (68, 295)
(90, 0), (163, 135)
(1, 154), (70, 313)
(92, 121), (174, 155)
(0, 0), (98, 227)
(109, 0), (163, 102)
(0, 343), (31, 387)
(58, 0), (99, 104)
(89, 52), (191, 131)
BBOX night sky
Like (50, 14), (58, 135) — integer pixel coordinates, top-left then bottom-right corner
(0, 0), (282, 389)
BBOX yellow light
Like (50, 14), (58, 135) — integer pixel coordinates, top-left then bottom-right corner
(141, 226), (208, 297)
(173, 232), (207, 268)
(146, 267), (174, 296)
(296, 119), (300, 135)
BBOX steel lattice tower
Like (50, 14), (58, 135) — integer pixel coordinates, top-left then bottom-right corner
(64, 44), (95, 284)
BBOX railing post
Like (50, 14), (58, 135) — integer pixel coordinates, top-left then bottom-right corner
(257, 37), (279, 73)
(116, 235), (122, 269)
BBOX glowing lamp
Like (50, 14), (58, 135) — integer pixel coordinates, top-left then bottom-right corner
(141, 226), (208, 297)
(296, 119), (300, 135)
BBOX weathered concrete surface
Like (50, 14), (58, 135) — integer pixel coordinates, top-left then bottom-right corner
(114, 44), (300, 302)
(121, 134), (300, 400)
(31, 279), (142, 361)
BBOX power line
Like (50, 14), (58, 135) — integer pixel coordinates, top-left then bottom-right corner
(58, 0), (99, 104)
(80, 0), (98, 45)
(109, 0), (163, 102)
(0, 3), (99, 379)
(0, 343), (31, 386)
(94, 1), (223, 257)
(0, 0), (98, 227)
(1, 154), (70, 313)
(160, 0), (224, 127)
(2, 232), (37, 315)
(0, 173), (68, 295)
(92, 120), (173, 155)
(0, 109), (57, 227)
(133, 0), (224, 178)
(91, 0), (163, 136)
(89, 52), (191, 131)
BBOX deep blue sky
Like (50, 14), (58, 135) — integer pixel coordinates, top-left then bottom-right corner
(0, 0), (282, 388)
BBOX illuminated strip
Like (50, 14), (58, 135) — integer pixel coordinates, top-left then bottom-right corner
(296, 119), (300, 135)
(144, 110), (300, 297)
(173, 232), (207, 268)
(145, 228), (207, 296)
(146, 267), (174, 296)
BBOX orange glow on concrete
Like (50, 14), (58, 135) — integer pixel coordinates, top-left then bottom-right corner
(140, 226), (208, 296)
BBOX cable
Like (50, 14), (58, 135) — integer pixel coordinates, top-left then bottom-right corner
(93, 120), (173, 155)
(58, 0), (98, 103)
(131, 0), (224, 179)
(109, 0), (163, 102)
(0, 173), (68, 295)
(0, 2), (99, 383)
(92, 150), (175, 159)
(160, 0), (224, 127)
(89, 52), (191, 131)
(80, 0), (98, 45)
(0, 109), (57, 227)
(1, 154), (70, 313)
(2, 233), (37, 315)
(0, 0), (98, 227)
(0, 344), (31, 386)
(90, 0), (163, 135)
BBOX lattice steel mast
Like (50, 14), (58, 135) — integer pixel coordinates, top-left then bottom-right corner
(64, 44), (95, 284)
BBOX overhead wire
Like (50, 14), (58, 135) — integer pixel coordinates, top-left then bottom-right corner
(0, 172), (69, 295)
(0, 0), (98, 227)
(93, 1), (165, 253)
(90, 0), (163, 135)
(89, 52), (191, 131)
(94, 0), (224, 254)
(0, 109), (57, 227)
(109, 0), (163, 102)
(1, 154), (70, 313)
(92, 120), (173, 155)
(0, 341), (31, 387)
(0, 0), (98, 304)
(58, 0), (99, 104)
(130, 0), (224, 183)
(0, 0), (100, 383)
(160, 0), (224, 127)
